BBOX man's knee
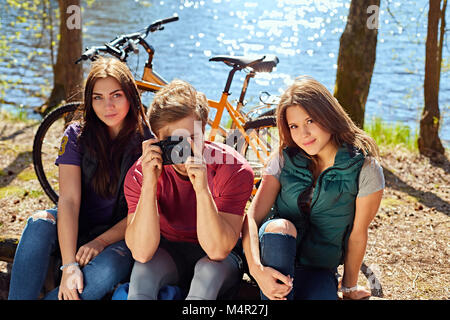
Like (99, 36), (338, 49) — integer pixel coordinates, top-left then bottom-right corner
(193, 257), (224, 280)
(264, 219), (297, 238)
(131, 259), (152, 279)
(194, 255), (239, 281)
(31, 210), (56, 224)
(131, 248), (177, 282)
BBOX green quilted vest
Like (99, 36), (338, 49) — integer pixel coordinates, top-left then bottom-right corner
(274, 143), (365, 269)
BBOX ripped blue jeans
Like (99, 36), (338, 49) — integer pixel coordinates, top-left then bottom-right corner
(8, 208), (133, 300)
(258, 219), (338, 300)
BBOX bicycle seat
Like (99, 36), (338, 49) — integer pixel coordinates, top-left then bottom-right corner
(209, 55), (279, 73)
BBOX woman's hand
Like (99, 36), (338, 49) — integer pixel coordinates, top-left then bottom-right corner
(75, 238), (106, 267)
(342, 286), (371, 300)
(58, 264), (84, 300)
(252, 265), (293, 300)
(339, 280), (371, 300)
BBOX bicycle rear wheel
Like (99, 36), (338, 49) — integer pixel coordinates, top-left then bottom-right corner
(33, 102), (82, 204)
(232, 116), (278, 194)
(243, 115), (278, 171)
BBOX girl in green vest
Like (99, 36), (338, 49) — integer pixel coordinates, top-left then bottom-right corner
(242, 76), (384, 300)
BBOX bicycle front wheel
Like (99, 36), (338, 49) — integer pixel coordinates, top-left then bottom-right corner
(33, 102), (82, 204)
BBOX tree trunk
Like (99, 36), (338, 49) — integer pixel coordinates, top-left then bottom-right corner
(42, 0), (83, 115)
(334, 0), (380, 129)
(418, 0), (446, 156)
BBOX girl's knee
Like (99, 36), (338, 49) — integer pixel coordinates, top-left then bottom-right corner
(22, 211), (57, 238)
(30, 210), (56, 224)
(264, 219), (297, 238)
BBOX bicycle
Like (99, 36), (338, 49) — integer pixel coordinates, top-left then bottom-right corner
(33, 16), (279, 204)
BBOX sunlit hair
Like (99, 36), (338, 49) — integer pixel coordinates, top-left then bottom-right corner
(148, 79), (209, 136)
(277, 76), (379, 159)
(78, 57), (148, 198)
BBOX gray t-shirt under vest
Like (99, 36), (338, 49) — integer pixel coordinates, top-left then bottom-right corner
(265, 152), (385, 198)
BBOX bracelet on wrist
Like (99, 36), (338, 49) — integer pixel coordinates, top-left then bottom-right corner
(95, 237), (109, 247)
(60, 262), (79, 271)
(339, 284), (359, 293)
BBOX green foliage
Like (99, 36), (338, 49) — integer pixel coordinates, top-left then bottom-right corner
(1, 0), (96, 108)
(1, 0), (57, 105)
(364, 117), (418, 151)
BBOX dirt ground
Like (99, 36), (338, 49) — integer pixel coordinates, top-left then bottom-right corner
(0, 113), (448, 300)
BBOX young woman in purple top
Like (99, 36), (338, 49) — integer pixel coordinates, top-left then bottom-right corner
(8, 57), (151, 300)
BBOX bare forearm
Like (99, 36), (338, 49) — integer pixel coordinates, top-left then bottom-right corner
(97, 218), (127, 245)
(195, 188), (237, 260)
(242, 214), (263, 275)
(125, 181), (160, 262)
(57, 200), (80, 265)
(343, 231), (368, 287)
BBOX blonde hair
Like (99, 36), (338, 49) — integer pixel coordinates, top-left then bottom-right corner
(277, 76), (379, 158)
(148, 79), (209, 135)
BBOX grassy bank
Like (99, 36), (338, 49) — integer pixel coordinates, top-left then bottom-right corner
(364, 117), (418, 151)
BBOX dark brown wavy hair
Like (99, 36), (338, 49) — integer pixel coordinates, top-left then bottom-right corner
(277, 76), (379, 170)
(78, 57), (148, 198)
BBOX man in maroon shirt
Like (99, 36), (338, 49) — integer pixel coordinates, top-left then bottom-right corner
(124, 79), (254, 300)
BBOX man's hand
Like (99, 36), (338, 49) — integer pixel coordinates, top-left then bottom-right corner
(185, 136), (208, 193)
(141, 138), (163, 185)
(185, 155), (208, 193)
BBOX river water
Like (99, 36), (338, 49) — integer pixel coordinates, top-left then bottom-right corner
(1, 0), (449, 146)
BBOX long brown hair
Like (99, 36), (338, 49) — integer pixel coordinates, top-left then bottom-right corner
(79, 57), (148, 198)
(277, 76), (379, 163)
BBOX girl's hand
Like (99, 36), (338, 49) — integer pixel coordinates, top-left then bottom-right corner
(342, 285), (371, 300)
(58, 264), (84, 300)
(252, 265), (293, 300)
(339, 280), (372, 300)
(75, 238), (106, 267)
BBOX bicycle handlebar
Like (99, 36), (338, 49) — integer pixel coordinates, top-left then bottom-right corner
(146, 16), (179, 34)
(75, 15), (179, 64)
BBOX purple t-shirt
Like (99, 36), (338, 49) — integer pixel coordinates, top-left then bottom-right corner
(55, 123), (116, 230)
